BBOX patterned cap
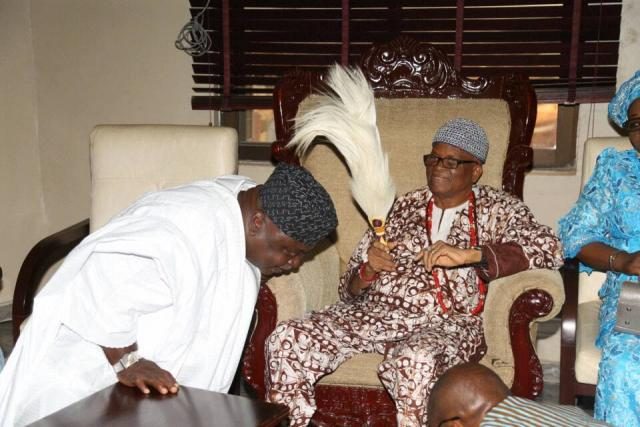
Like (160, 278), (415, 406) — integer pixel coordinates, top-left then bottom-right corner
(432, 118), (489, 163)
(608, 70), (640, 128)
(259, 163), (337, 247)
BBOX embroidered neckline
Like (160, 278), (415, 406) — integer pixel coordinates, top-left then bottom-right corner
(426, 191), (487, 315)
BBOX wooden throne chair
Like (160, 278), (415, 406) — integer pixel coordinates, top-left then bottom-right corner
(242, 36), (565, 426)
(13, 124), (238, 340)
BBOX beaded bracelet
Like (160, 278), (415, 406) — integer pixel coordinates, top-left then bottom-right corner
(358, 263), (379, 283)
(609, 250), (622, 272)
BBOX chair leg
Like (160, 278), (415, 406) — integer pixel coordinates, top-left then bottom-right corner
(559, 376), (576, 405)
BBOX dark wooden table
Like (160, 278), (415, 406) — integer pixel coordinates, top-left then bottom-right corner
(29, 384), (288, 427)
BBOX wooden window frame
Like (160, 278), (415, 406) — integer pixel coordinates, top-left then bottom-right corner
(532, 104), (579, 169)
(188, 1), (621, 166)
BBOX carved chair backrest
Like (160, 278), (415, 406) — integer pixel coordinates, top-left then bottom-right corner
(272, 36), (537, 270)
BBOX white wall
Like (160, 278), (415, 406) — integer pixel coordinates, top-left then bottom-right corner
(0, 0), (212, 304)
(524, 104), (619, 231)
(30, 0), (211, 230)
(0, 0), (47, 305)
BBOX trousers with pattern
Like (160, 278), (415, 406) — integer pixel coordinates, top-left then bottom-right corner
(265, 303), (486, 426)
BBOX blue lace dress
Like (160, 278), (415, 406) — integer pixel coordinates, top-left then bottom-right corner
(559, 148), (640, 427)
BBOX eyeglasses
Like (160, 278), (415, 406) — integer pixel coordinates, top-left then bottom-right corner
(423, 153), (478, 169)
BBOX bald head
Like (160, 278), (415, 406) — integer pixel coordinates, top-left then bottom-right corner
(428, 363), (510, 427)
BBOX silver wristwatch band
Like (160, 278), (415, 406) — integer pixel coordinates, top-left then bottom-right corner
(113, 350), (141, 374)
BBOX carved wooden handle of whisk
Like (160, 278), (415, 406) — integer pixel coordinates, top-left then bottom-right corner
(371, 218), (388, 246)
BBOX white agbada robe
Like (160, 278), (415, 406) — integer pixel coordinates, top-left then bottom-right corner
(0, 176), (260, 426)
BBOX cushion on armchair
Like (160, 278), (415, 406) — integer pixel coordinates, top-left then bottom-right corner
(90, 125), (238, 231)
(574, 272), (604, 385)
(268, 240), (341, 322)
(575, 300), (601, 384)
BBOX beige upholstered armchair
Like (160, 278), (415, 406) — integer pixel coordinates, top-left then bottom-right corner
(13, 125), (238, 340)
(559, 136), (629, 404)
(242, 36), (564, 426)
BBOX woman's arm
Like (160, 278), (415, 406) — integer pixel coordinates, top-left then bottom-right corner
(577, 242), (640, 276)
(559, 149), (618, 268)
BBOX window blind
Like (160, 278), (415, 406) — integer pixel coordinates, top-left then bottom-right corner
(189, 0), (621, 111)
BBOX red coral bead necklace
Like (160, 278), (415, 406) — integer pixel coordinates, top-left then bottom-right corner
(426, 191), (487, 315)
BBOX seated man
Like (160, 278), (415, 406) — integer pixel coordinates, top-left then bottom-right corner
(428, 362), (609, 427)
(0, 163), (337, 426)
(266, 118), (563, 426)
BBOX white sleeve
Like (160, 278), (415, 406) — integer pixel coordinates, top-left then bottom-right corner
(61, 251), (172, 348)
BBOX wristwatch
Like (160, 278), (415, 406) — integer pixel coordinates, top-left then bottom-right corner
(112, 350), (141, 374)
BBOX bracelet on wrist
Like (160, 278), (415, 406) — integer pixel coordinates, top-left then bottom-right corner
(609, 250), (623, 272)
(112, 350), (141, 374)
(358, 262), (379, 283)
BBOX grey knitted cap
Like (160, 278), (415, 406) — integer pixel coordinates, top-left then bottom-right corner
(259, 163), (338, 247)
(432, 118), (489, 163)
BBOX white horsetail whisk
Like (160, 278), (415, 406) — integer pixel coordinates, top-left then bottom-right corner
(286, 65), (396, 242)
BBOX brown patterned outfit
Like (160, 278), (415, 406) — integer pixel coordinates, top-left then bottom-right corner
(266, 185), (563, 426)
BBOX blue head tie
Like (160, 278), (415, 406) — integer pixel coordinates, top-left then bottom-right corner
(608, 70), (640, 128)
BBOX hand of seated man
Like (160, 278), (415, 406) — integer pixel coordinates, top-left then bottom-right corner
(415, 240), (482, 272)
(348, 241), (397, 296)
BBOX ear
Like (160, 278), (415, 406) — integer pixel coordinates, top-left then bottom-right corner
(472, 164), (483, 184)
(248, 210), (266, 236)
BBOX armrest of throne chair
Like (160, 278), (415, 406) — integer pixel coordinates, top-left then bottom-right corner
(13, 125), (238, 341)
(242, 36), (564, 426)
